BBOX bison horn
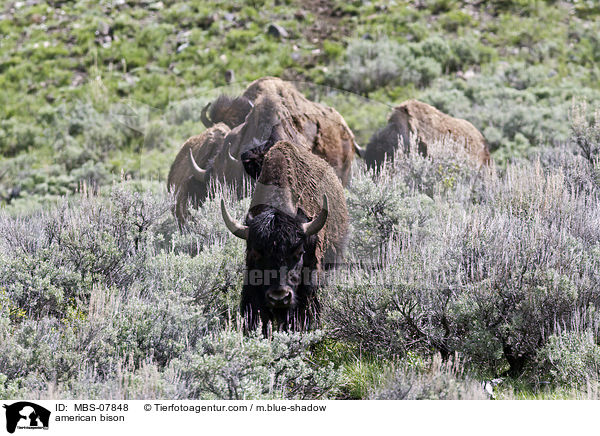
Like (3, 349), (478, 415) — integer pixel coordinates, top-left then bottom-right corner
(221, 199), (249, 240)
(227, 145), (238, 163)
(200, 102), (213, 128)
(188, 148), (207, 182)
(353, 140), (366, 158)
(302, 195), (328, 236)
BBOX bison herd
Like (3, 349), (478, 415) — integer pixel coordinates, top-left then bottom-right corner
(167, 76), (491, 334)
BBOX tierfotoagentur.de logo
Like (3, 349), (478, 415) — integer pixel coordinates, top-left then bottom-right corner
(3, 402), (50, 434)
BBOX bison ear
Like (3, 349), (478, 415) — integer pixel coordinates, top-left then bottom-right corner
(302, 195), (328, 236)
(295, 207), (309, 221)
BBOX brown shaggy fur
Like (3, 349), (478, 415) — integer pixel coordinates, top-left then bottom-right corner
(253, 140), (348, 265)
(242, 76), (299, 102)
(366, 99), (491, 168)
(207, 95), (254, 129)
(168, 77), (356, 224)
(167, 123), (245, 224)
(227, 77), (357, 186)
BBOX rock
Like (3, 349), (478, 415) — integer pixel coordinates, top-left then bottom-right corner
(294, 9), (306, 20)
(176, 43), (189, 53)
(30, 13), (44, 24)
(224, 12), (235, 22)
(456, 69), (476, 80)
(71, 72), (86, 87)
(148, 1), (163, 10)
(176, 30), (191, 45)
(123, 74), (139, 86)
(96, 21), (110, 36)
(266, 23), (288, 38)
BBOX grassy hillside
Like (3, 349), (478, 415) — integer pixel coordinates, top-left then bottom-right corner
(1, 0), (600, 399)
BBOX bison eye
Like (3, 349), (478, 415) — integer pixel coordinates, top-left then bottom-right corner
(292, 246), (304, 263)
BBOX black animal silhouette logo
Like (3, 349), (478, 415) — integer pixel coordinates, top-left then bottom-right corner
(3, 402), (50, 433)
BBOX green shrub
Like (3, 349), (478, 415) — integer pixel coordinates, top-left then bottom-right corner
(415, 36), (452, 71)
(570, 101), (600, 165)
(325, 144), (600, 378)
(422, 66), (600, 162)
(173, 330), (341, 400)
(371, 354), (487, 400)
(346, 166), (435, 261)
(536, 329), (600, 388)
(328, 39), (408, 95)
(0, 118), (44, 157)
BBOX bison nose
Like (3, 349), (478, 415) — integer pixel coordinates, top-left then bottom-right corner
(266, 287), (292, 307)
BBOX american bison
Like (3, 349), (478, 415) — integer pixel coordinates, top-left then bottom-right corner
(201, 94), (254, 129)
(212, 77), (359, 186)
(365, 99), (491, 169)
(199, 77), (296, 130)
(169, 77), (358, 225)
(167, 122), (246, 224)
(221, 140), (348, 333)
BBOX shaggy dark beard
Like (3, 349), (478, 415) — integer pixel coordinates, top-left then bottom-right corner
(240, 206), (320, 335)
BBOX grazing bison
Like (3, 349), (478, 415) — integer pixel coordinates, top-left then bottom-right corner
(365, 99), (491, 169)
(169, 77), (357, 224)
(199, 76), (291, 130)
(210, 77), (359, 186)
(167, 123), (246, 224)
(221, 140), (348, 333)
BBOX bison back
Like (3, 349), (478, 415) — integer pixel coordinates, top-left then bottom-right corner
(256, 140), (348, 264)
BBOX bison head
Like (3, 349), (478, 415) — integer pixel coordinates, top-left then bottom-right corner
(221, 195), (328, 330)
(201, 95), (254, 129)
(240, 137), (274, 179)
(223, 96), (285, 180)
